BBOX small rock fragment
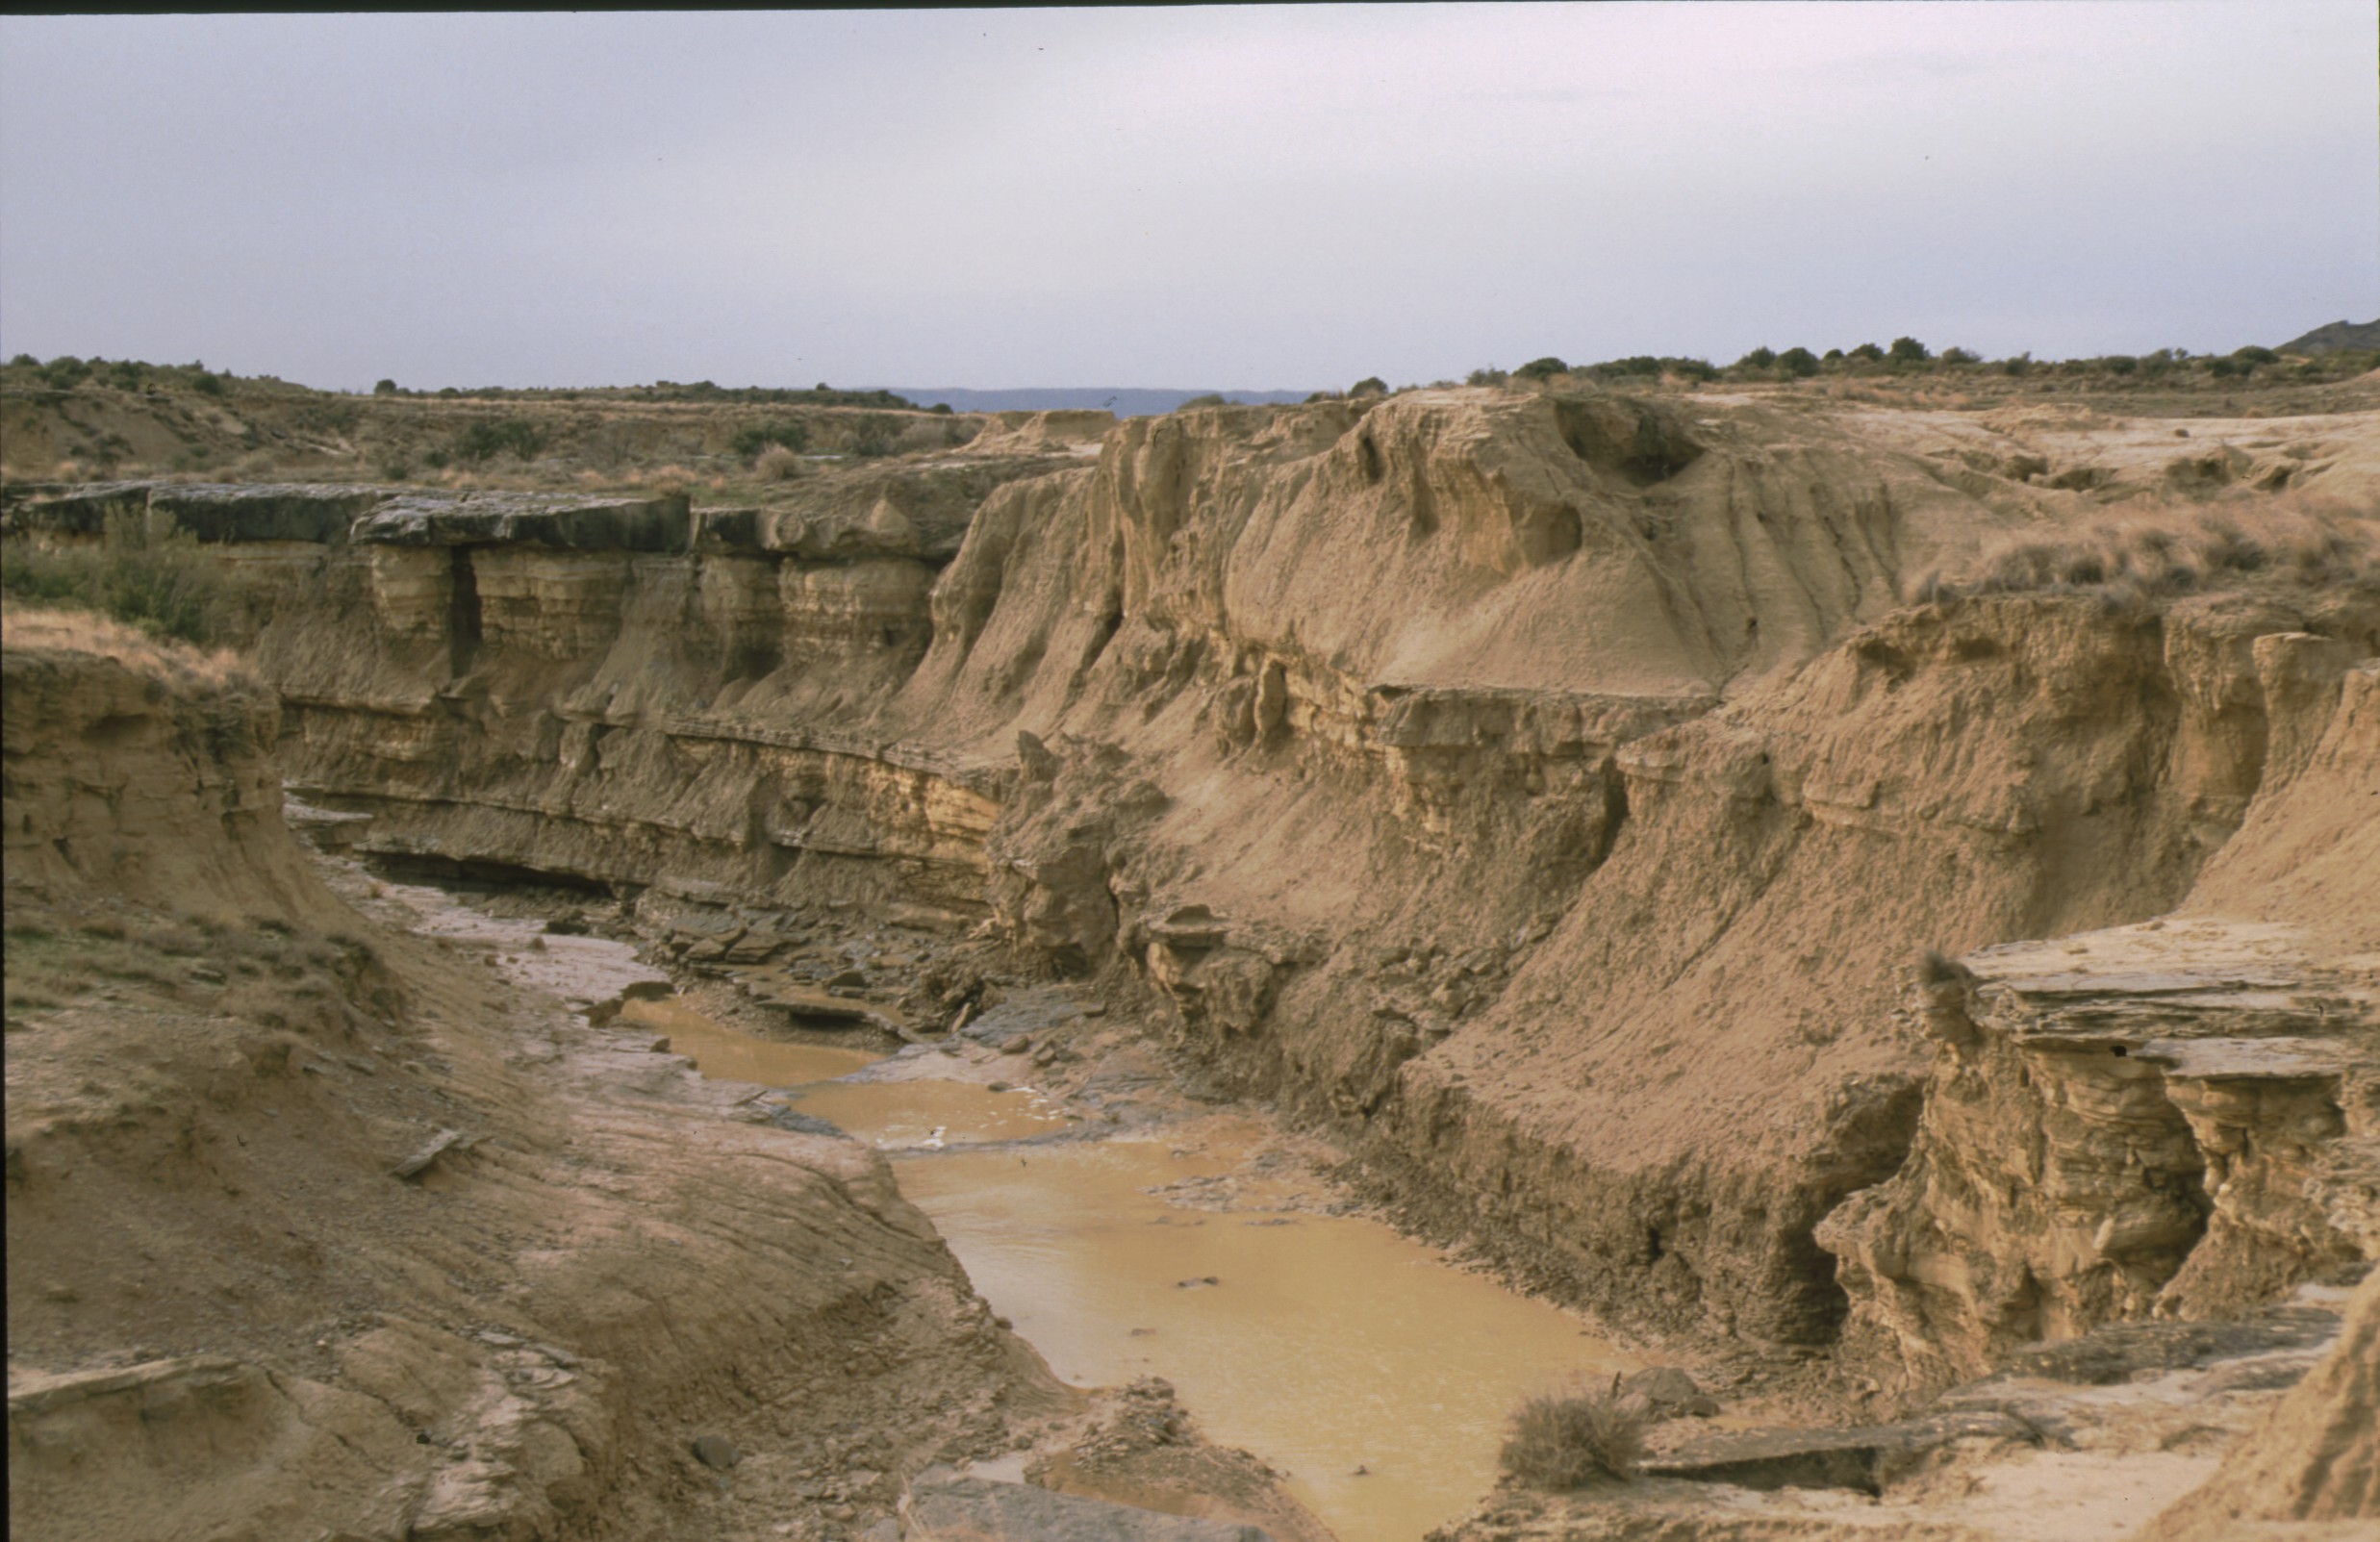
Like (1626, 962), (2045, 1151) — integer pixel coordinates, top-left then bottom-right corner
(692, 1433), (741, 1470)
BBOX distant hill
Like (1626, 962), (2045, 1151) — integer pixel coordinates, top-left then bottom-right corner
(878, 387), (1316, 417)
(2276, 319), (2380, 354)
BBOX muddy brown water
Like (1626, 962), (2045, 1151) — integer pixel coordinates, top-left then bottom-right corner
(369, 878), (1641, 1542)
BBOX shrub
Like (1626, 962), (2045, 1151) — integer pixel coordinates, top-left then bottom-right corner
(1778, 346), (1820, 377)
(1178, 393), (1230, 409)
(373, 378), (398, 395)
(1668, 358), (1719, 382)
(450, 417), (548, 464)
(1513, 356), (1570, 381)
(2232, 345), (2280, 366)
(2002, 353), (2033, 376)
(0, 509), (231, 645)
(1916, 949), (1974, 987)
(1735, 345), (1777, 369)
(754, 443), (803, 482)
(1467, 367), (1509, 387)
(2208, 356), (2252, 378)
(847, 413), (899, 457)
(1822, 347), (1845, 363)
(1941, 346), (1981, 366)
(730, 419), (811, 459)
(1849, 342), (1886, 362)
(1888, 336), (1931, 365)
(190, 369), (225, 395)
(1501, 1378), (1648, 1490)
(2102, 355), (2139, 375)
(1349, 377), (1388, 396)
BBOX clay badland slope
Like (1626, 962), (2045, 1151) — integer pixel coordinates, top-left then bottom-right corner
(11, 381), (2376, 1400)
(1, 610), (1073, 1541)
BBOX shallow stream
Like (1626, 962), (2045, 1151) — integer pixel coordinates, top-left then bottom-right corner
(369, 877), (1641, 1542)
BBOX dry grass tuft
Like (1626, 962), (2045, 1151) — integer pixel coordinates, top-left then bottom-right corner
(1918, 499), (2378, 616)
(0, 606), (251, 689)
(754, 442), (804, 482)
(1501, 1376), (1650, 1490)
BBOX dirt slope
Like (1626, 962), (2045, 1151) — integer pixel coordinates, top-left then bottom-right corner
(3, 611), (1069, 1541)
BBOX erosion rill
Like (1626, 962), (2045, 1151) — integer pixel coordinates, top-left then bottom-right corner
(6, 382), (2377, 1540)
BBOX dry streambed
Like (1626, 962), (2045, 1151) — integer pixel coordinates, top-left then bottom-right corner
(364, 872), (1660, 1542)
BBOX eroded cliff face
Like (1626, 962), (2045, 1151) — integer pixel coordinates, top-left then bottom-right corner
(1, 613), (1066, 1542)
(14, 386), (2374, 1375)
(1820, 657), (2380, 1392)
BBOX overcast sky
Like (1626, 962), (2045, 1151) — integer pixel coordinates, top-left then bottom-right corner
(1, 5), (2371, 392)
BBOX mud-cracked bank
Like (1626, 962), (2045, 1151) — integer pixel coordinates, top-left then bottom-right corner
(6, 379), (2377, 1542)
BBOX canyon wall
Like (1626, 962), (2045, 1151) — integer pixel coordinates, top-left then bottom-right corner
(14, 386), (2372, 1378)
(2, 611), (1063, 1542)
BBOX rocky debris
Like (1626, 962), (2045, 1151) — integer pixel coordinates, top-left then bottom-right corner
(765, 1103), (846, 1137)
(1821, 917), (2378, 1390)
(693, 457), (1074, 563)
(900, 1469), (1275, 1541)
(1979, 1297), (2344, 1390)
(1439, 1279), (2370, 1541)
(1639, 1409), (2036, 1494)
(149, 481), (392, 544)
(1615, 1367), (1720, 1421)
(2136, 1273), (2379, 1540)
(1, 481), (695, 554)
(951, 986), (1080, 1049)
(352, 490), (691, 551)
(390, 1126), (467, 1179)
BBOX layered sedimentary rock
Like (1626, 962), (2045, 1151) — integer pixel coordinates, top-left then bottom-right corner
(1821, 658), (2380, 1390)
(1, 614), (1062, 1541)
(15, 389), (2374, 1366)
(0, 613), (319, 917)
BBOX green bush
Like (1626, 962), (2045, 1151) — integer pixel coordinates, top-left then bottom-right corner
(1940, 346), (1981, 366)
(1736, 345), (1777, 369)
(1778, 346), (1820, 377)
(2232, 345), (2280, 366)
(1466, 367), (1509, 387)
(1, 510), (231, 645)
(1513, 356), (1569, 381)
(1349, 377), (1388, 396)
(1888, 336), (1931, 365)
(449, 417), (548, 464)
(730, 419), (811, 459)
(1849, 342), (1886, 363)
(373, 378), (398, 395)
(847, 413), (899, 457)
